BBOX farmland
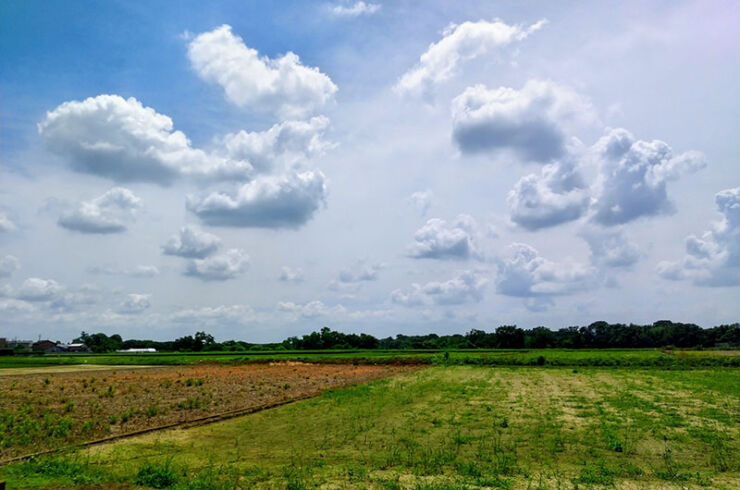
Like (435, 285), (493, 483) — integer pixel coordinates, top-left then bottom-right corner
(0, 350), (739, 488)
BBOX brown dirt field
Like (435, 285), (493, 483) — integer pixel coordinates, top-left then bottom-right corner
(0, 362), (416, 461)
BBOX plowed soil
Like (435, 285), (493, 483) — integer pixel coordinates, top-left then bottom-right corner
(0, 362), (416, 460)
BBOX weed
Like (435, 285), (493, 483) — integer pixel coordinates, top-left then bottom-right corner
(135, 461), (180, 488)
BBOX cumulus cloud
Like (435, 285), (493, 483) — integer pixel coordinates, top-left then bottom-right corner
(657, 187), (739, 287)
(187, 170), (327, 228)
(407, 214), (480, 260)
(162, 225), (222, 259)
(279, 266), (304, 283)
(330, 1), (380, 17)
(0, 298), (34, 314)
(407, 190), (433, 216)
(495, 243), (595, 297)
(396, 19), (546, 98)
(171, 304), (254, 325)
(58, 187), (141, 234)
(16, 278), (64, 302)
(118, 293), (151, 314)
(392, 270), (487, 306)
(220, 116), (333, 175)
(188, 25), (337, 119)
(338, 260), (383, 283)
(185, 248), (249, 281)
(507, 154), (590, 230)
(39, 95), (252, 185)
(590, 128), (706, 226)
(0, 211), (17, 232)
(451, 80), (592, 162)
(277, 300), (346, 319)
(580, 227), (640, 268)
(50, 285), (103, 312)
(0, 255), (20, 278)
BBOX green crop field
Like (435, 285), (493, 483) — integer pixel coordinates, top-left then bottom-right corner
(1, 351), (739, 488)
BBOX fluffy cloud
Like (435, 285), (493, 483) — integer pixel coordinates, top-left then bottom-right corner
(187, 170), (327, 228)
(118, 293), (151, 314)
(279, 266), (304, 283)
(39, 95), (252, 185)
(171, 304), (254, 325)
(16, 278), (64, 302)
(162, 225), (222, 259)
(185, 248), (249, 281)
(0, 255), (20, 278)
(50, 285), (103, 312)
(58, 187), (141, 234)
(396, 19), (546, 98)
(407, 214), (480, 260)
(277, 300), (346, 319)
(407, 190), (433, 215)
(220, 116), (332, 175)
(657, 187), (739, 287)
(330, 1), (381, 17)
(580, 227), (640, 268)
(392, 270), (487, 306)
(338, 261), (383, 283)
(188, 25), (337, 119)
(495, 243), (595, 297)
(590, 128), (706, 226)
(507, 155), (589, 230)
(451, 80), (591, 162)
(0, 211), (17, 232)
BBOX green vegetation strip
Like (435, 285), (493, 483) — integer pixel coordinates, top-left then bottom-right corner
(2, 366), (739, 488)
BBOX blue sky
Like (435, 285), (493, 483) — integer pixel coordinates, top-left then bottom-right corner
(1, 0), (738, 342)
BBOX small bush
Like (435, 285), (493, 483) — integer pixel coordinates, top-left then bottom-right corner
(135, 462), (179, 488)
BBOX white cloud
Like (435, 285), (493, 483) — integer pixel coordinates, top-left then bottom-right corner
(330, 1), (381, 17)
(657, 187), (739, 287)
(451, 80), (592, 162)
(162, 225), (222, 259)
(392, 270), (488, 306)
(507, 153), (590, 230)
(50, 285), (103, 312)
(396, 19), (546, 98)
(338, 260), (383, 283)
(590, 128), (706, 226)
(220, 116), (333, 175)
(171, 304), (255, 325)
(0, 211), (17, 232)
(185, 248), (249, 281)
(58, 187), (142, 234)
(279, 266), (305, 283)
(277, 300), (346, 319)
(187, 170), (327, 228)
(88, 265), (160, 278)
(0, 255), (20, 278)
(118, 293), (151, 314)
(580, 227), (640, 268)
(188, 25), (337, 119)
(407, 189), (433, 215)
(407, 214), (480, 260)
(0, 298), (34, 314)
(16, 278), (64, 302)
(39, 95), (252, 185)
(495, 243), (595, 297)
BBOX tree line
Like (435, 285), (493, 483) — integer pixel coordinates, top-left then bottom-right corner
(67, 321), (740, 353)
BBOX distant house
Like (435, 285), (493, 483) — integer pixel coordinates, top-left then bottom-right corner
(33, 340), (58, 353)
(65, 343), (90, 353)
(116, 348), (157, 353)
(7, 340), (34, 352)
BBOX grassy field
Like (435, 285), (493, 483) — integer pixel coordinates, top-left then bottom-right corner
(2, 348), (740, 370)
(1, 364), (739, 489)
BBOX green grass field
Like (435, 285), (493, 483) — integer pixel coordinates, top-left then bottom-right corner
(2, 348), (740, 370)
(2, 361), (739, 489)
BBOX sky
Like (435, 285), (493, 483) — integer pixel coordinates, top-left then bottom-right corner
(1, 0), (738, 343)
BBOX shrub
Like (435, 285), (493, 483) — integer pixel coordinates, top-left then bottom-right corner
(135, 461), (179, 488)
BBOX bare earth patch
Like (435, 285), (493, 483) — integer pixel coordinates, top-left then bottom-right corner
(0, 362), (415, 461)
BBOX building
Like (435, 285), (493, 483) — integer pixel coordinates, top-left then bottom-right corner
(32, 340), (58, 353)
(116, 348), (157, 353)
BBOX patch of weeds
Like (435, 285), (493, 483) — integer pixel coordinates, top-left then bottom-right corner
(135, 461), (180, 488)
(577, 460), (617, 485)
(64, 401), (75, 413)
(146, 404), (160, 417)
